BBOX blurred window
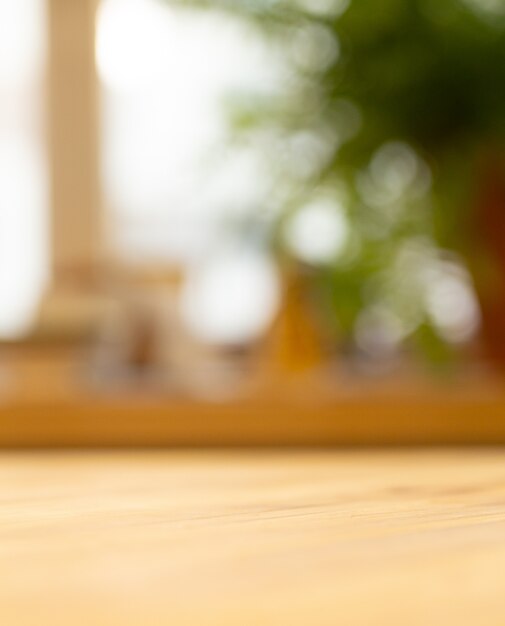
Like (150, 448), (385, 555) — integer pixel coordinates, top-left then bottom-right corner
(96, 0), (277, 264)
(0, 0), (48, 338)
(96, 0), (282, 344)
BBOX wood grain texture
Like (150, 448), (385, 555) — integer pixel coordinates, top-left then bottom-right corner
(1, 450), (505, 625)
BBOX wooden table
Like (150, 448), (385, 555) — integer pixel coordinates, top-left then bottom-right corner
(1, 449), (505, 625)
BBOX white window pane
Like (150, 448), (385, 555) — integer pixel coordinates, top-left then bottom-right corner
(97, 0), (280, 264)
(0, 0), (48, 338)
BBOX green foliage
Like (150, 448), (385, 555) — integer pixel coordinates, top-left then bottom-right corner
(170, 0), (505, 363)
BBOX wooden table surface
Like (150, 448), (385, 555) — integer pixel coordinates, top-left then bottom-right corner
(1, 449), (505, 625)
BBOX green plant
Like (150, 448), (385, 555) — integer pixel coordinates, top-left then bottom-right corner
(172, 0), (505, 364)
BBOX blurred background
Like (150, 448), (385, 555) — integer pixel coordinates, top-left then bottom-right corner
(2, 0), (505, 417)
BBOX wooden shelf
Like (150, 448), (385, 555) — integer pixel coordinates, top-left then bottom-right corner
(1, 344), (505, 446)
(1, 391), (505, 447)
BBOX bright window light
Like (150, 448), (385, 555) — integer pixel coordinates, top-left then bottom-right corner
(284, 198), (350, 265)
(0, 0), (47, 338)
(180, 250), (280, 346)
(97, 0), (283, 263)
(97, 0), (284, 343)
